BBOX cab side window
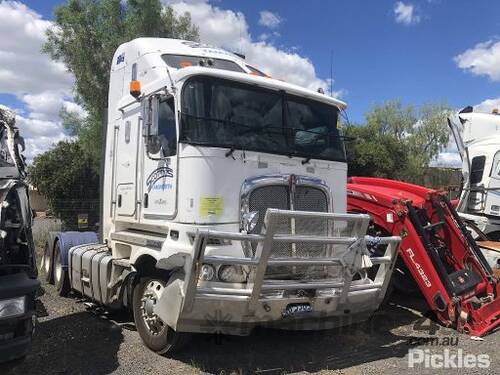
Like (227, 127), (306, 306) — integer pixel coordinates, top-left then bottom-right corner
(490, 151), (500, 179)
(158, 98), (177, 157)
(470, 156), (486, 185)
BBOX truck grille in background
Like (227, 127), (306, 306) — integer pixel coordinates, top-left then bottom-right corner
(248, 185), (332, 280)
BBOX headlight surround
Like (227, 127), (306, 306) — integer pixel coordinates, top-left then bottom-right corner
(241, 211), (259, 233)
(0, 296), (26, 319)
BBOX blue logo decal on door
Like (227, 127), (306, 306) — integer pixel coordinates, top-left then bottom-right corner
(146, 167), (174, 192)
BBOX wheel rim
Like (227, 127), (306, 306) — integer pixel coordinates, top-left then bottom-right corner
(54, 248), (63, 285)
(140, 280), (166, 336)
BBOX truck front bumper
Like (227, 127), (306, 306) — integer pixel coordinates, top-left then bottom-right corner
(0, 273), (39, 363)
(156, 209), (401, 335)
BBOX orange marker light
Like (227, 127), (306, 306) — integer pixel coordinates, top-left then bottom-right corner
(129, 80), (141, 98)
(180, 61), (193, 68)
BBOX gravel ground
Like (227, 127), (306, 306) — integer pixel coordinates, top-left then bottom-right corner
(0, 279), (497, 375)
(0, 219), (498, 374)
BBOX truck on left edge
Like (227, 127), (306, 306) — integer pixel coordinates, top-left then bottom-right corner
(0, 106), (39, 363)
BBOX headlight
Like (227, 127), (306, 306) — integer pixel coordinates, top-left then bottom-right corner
(199, 264), (216, 281)
(218, 265), (247, 283)
(0, 296), (25, 319)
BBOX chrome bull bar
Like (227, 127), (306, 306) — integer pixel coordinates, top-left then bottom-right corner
(182, 209), (401, 318)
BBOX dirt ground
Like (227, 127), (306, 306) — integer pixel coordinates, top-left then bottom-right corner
(0, 218), (498, 374)
(0, 278), (497, 375)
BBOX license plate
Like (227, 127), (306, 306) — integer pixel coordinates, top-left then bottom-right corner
(282, 303), (313, 318)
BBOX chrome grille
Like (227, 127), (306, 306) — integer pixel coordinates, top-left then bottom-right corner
(249, 185), (289, 235)
(247, 183), (330, 279)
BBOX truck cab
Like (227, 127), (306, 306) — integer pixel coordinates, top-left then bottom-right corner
(448, 107), (500, 272)
(449, 108), (500, 236)
(46, 38), (400, 354)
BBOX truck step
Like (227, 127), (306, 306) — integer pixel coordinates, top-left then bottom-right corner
(113, 258), (131, 268)
(111, 230), (166, 250)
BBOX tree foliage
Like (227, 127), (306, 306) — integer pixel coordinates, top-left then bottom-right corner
(344, 100), (451, 183)
(30, 0), (199, 227)
(28, 141), (100, 230)
(43, 0), (199, 170)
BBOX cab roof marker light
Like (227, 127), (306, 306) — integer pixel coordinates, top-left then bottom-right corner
(129, 80), (141, 98)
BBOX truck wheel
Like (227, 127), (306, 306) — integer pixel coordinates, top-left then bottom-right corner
(41, 242), (53, 283)
(133, 277), (187, 354)
(53, 242), (70, 296)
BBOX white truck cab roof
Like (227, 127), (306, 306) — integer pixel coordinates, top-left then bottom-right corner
(109, 38), (345, 119)
(459, 112), (500, 146)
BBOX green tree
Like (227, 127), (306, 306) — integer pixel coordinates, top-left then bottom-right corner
(344, 124), (409, 178)
(43, 0), (199, 170)
(28, 141), (100, 230)
(344, 100), (451, 183)
(31, 0), (198, 228)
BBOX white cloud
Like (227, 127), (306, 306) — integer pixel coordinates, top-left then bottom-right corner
(394, 2), (421, 25)
(164, 0), (340, 96)
(0, 1), (78, 161)
(473, 97), (500, 114)
(454, 40), (500, 81)
(0, 1), (73, 96)
(259, 10), (282, 29)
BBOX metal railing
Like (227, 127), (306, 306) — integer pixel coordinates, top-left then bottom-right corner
(182, 209), (401, 315)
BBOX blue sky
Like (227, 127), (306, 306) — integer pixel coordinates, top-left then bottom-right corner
(1, 0), (499, 161)
(225, 0), (500, 120)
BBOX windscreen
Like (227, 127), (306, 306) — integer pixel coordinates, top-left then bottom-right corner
(180, 76), (346, 162)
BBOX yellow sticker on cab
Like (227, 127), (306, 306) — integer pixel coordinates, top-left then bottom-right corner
(199, 197), (224, 217)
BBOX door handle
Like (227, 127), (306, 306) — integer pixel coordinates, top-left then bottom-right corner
(144, 193), (149, 208)
(118, 194), (122, 207)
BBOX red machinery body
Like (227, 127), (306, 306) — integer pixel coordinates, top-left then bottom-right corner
(347, 177), (500, 336)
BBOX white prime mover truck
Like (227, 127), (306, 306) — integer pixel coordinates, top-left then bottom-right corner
(42, 38), (400, 354)
(448, 107), (500, 270)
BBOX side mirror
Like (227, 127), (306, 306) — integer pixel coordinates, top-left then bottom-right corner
(143, 93), (173, 157)
(143, 95), (160, 154)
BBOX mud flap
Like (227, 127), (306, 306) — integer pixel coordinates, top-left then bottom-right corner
(153, 272), (185, 330)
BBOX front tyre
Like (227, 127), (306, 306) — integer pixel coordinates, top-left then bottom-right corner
(133, 277), (188, 354)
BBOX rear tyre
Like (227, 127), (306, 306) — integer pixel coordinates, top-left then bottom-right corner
(41, 242), (53, 283)
(133, 276), (188, 354)
(53, 242), (70, 296)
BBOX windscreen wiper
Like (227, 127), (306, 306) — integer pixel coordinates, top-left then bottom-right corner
(225, 146), (236, 159)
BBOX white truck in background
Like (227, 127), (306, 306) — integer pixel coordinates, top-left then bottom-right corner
(448, 106), (500, 270)
(42, 38), (400, 354)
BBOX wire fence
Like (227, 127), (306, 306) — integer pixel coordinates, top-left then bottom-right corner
(31, 198), (100, 250)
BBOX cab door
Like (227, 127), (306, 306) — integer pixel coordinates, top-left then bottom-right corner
(141, 96), (178, 220)
(114, 106), (141, 218)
